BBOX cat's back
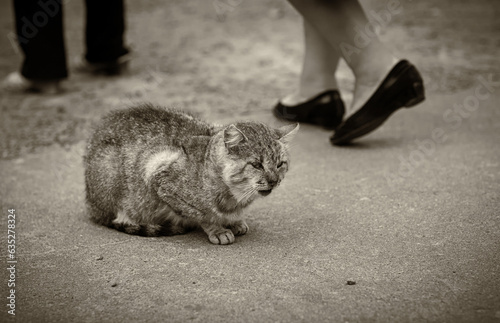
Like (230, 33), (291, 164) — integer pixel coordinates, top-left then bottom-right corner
(89, 104), (214, 148)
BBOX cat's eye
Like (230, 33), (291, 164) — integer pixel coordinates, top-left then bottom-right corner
(277, 161), (287, 168)
(249, 161), (264, 170)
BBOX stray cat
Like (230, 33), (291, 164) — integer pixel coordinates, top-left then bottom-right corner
(84, 104), (298, 245)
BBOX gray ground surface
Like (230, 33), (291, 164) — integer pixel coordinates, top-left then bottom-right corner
(1, 0), (499, 322)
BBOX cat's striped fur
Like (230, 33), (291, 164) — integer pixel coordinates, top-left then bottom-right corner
(84, 104), (298, 244)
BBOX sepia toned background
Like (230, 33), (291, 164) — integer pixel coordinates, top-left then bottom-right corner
(1, 0), (499, 322)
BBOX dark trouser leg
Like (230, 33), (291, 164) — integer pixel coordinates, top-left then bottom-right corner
(84, 0), (129, 63)
(13, 0), (68, 80)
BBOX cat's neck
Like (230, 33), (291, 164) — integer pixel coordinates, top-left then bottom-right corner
(205, 133), (249, 214)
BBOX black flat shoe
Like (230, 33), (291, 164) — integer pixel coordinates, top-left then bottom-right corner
(273, 90), (345, 130)
(73, 53), (132, 76)
(330, 60), (425, 145)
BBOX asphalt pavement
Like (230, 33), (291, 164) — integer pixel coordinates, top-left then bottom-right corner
(1, 1), (499, 322)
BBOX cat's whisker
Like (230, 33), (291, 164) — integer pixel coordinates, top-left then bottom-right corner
(235, 185), (257, 204)
(234, 188), (251, 204)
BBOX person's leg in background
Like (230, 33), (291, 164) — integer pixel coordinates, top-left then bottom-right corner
(283, 0), (424, 145)
(273, 20), (345, 130)
(282, 20), (340, 106)
(288, 0), (399, 112)
(80, 0), (130, 75)
(4, 0), (67, 92)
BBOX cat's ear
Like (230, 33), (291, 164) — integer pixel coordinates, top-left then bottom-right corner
(277, 123), (299, 145)
(224, 124), (247, 150)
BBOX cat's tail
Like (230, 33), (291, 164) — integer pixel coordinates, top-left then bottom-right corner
(87, 202), (195, 236)
(111, 221), (196, 237)
(88, 206), (162, 236)
(111, 222), (162, 236)
(85, 202), (151, 234)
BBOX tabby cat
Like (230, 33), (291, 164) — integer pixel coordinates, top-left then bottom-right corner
(84, 104), (298, 245)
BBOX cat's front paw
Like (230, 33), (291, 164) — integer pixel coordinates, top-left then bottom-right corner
(208, 229), (235, 245)
(228, 221), (249, 236)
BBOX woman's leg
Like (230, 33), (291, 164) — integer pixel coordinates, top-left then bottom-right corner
(282, 20), (340, 106)
(287, 0), (398, 112)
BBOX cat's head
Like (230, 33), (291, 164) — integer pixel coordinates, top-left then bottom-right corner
(216, 122), (299, 206)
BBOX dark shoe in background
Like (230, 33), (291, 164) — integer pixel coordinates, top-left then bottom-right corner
(273, 90), (345, 130)
(331, 60), (425, 146)
(73, 53), (132, 76)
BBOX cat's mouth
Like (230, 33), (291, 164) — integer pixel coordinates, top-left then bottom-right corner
(258, 189), (273, 196)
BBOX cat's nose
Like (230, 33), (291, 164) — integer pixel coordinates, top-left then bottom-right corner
(266, 173), (279, 188)
(267, 177), (278, 188)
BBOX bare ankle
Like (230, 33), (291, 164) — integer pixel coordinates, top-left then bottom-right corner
(297, 76), (338, 98)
